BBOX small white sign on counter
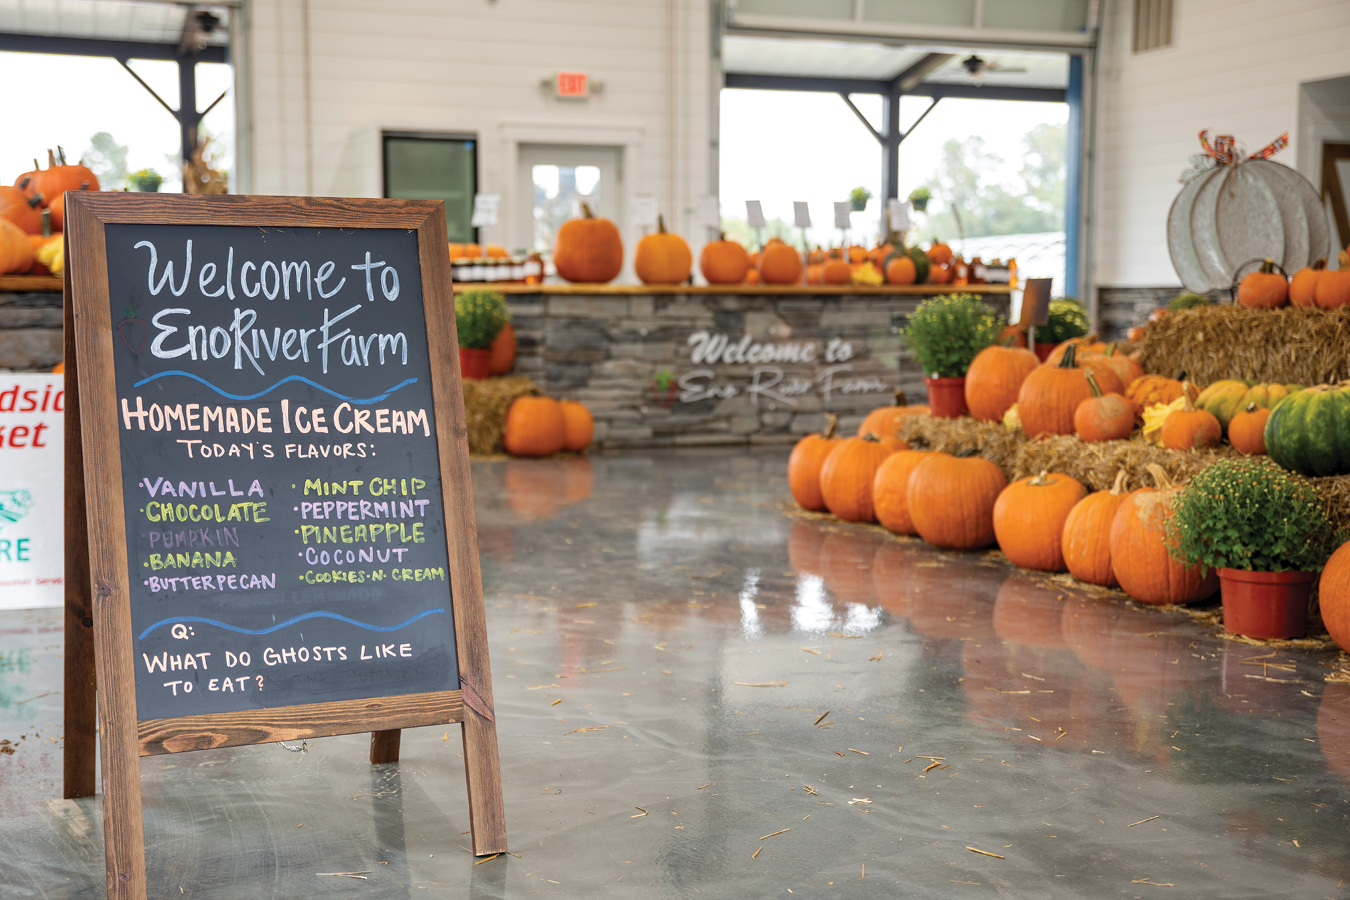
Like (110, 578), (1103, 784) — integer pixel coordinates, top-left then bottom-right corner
(833, 202), (852, 230)
(0, 374), (64, 610)
(745, 201), (766, 229)
(631, 195), (659, 228)
(470, 193), (499, 228)
(887, 198), (910, 233)
(792, 201), (811, 228)
(696, 196), (721, 229)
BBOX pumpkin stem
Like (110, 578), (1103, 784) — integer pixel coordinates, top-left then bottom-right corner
(1058, 344), (1078, 369)
(892, 389), (908, 408)
(1312, 257), (1327, 272)
(1260, 257), (1276, 275)
(862, 433), (881, 443)
(1084, 368), (1103, 398)
(57, 146), (67, 166)
(1340, 251), (1350, 270)
(1030, 470), (1052, 486)
(822, 414), (838, 440)
(1110, 470), (1128, 495)
(657, 213), (667, 235)
(953, 447), (982, 459)
(1105, 342), (1118, 357)
(25, 194), (41, 210)
(580, 202), (595, 219)
(40, 208), (51, 238)
(1145, 462), (1175, 491)
(1179, 383), (1198, 412)
(719, 231), (727, 242)
(47, 149), (56, 168)
(1245, 402), (1257, 413)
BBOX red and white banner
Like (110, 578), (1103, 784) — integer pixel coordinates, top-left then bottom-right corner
(0, 374), (63, 609)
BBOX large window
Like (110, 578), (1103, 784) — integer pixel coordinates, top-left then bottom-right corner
(382, 132), (477, 242)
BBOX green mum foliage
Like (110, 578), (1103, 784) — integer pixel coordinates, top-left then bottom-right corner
(1167, 457), (1341, 573)
(454, 290), (510, 350)
(900, 293), (1002, 379)
(1039, 297), (1090, 345)
(1169, 292), (1213, 311)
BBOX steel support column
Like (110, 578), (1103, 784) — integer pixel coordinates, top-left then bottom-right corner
(1064, 55), (1083, 300)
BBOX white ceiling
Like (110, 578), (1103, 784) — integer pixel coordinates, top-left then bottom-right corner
(722, 35), (1069, 90)
(0, 0), (230, 44)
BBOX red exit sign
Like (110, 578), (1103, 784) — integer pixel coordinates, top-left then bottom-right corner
(555, 72), (588, 98)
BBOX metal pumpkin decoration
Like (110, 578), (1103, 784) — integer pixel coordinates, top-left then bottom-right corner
(1167, 130), (1330, 294)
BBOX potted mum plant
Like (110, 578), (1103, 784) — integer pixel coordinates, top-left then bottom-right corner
(900, 293), (1002, 418)
(1032, 297), (1090, 361)
(455, 289), (510, 380)
(1168, 458), (1342, 639)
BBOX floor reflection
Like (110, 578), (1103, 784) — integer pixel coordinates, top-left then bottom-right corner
(3, 447), (1349, 897)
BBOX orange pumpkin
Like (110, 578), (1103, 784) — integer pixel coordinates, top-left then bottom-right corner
(32, 148), (99, 199)
(1074, 370), (1134, 442)
(1319, 541), (1350, 654)
(787, 415), (839, 511)
(808, 246), (827, 265)
(744, 268), (762, 285)
(488, 321), (516, 375)
(1160, 388), (1221, 451)
(1237, 258), (1289, 308)
(884, 255), (916, 285)
(804, 264), (823, 284)
(872, 450), (939, 535)
(48, 186), (84, 232)
(1043, 335), (1108, 363)
(857, 390), (929, 438)
(926, 241), (953, 266)
(0, 218), (35, 275)
(503, 395), (567, 457)
(964, 342), (1038, 423)
(0, 186), (43, 234)
(485, 244), (510, 258)
(1290, 258), (1327, 306)
(1109, 464), (1218, 605)
(1125, 375), (1195, 422)
(846, 244), (867, 264)
(820, 434), (898, 522)
(1017, 344), (1098, 438)
(821, 259), (851, 284)
(993, 471), (1087, 572)
(1061, 470), (1129, 587)
(634, 214), (692, 285)
(559, 400), (594, 451)
(699, 233), (751, 285)
(907, 453), (1007, 550)
(1227, 403), (1269, 456)
(553, 203), (623, 283)
(928, 264), (951, 285)
(462, 243), (482, 258)
(868, 243), (893, 266)
(759, 243), (803, 284)
(1095, 344), (1145, 387)
(1316, 252), (1350, 309)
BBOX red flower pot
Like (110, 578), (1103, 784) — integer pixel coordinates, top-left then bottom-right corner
(924, 376), (968, 419)
(1217, 567), (1314, 639)
(1032, 343), (1055, 363)
(459, 347), (491, 380)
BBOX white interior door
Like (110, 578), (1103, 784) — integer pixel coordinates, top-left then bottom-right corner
(516, 144), (624, 254)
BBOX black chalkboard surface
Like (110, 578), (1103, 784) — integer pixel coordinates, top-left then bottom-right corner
(105, 224), (458, 720)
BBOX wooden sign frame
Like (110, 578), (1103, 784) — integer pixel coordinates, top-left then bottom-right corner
(62, 193), (506, 900)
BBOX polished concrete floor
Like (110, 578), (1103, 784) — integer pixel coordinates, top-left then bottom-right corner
(4, 446), (1350, 898)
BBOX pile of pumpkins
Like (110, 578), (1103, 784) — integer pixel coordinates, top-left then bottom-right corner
(502, 395), (594, 457)
(550, 203), (951, 288)
(788, 403), (1216, 607)
(1237, 253), (1350, 309)
(0, 149), (99, 276)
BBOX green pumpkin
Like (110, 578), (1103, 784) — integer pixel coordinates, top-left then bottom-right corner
(1195, 379), (1253, 431)
(1264, 383), (1350, 477)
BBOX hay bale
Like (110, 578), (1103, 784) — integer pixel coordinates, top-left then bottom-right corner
(896, 416), (1026, 480)
(1011, 435), (1239, 493)
(1138, 304), (1350, 385)
(462, 375), (538, 456)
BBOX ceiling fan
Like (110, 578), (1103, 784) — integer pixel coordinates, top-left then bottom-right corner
(961, 55), (1029, 80)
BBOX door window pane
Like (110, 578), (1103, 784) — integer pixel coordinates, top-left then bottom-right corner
(532, 164), (601, 252)
(383, 134), (477, 242)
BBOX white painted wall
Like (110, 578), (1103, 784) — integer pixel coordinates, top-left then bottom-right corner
(242, 0), (714, 259)
(1092, 0), (1350, 288)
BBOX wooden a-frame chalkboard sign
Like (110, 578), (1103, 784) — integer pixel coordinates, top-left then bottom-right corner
(62, 193), (506, 899)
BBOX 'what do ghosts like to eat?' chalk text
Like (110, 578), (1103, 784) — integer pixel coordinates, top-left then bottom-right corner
(131, 239), (413, 375)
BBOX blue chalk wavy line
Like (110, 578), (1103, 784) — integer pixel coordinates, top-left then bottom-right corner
(131, 371), (418, 405)
(138, 608), (446, 641)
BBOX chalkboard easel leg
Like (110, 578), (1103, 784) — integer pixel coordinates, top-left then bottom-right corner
(370, 729), (402, 764)
(62, 271), (97, 801)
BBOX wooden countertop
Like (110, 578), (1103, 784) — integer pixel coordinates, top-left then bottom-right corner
(0, 274), (1012, 297)
(449, 282), (1012, 295)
